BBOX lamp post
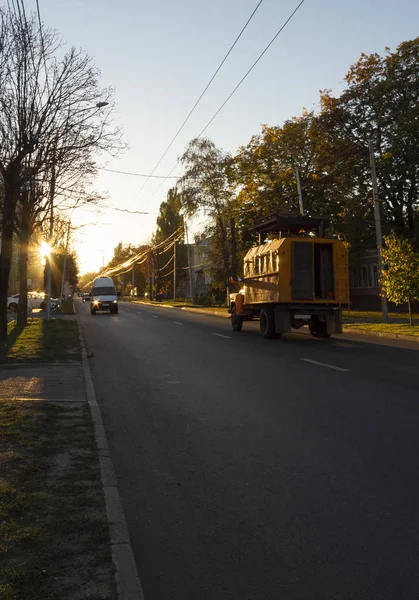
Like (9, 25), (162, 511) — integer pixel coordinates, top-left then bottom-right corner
(45, 155), (56, 321)
(44, 101), (109, 320)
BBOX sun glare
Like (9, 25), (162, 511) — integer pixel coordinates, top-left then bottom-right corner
(40, 241), (51, 257)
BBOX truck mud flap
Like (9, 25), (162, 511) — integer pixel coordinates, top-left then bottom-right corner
(274, 309), (291, 334)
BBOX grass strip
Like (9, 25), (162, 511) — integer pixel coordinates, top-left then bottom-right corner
(57, 298), (75, 314)
(5, 319), (81, 363)
(343, 322), (419, 336)
(343, 310), (418, 323)
(0, 399), (116, 600)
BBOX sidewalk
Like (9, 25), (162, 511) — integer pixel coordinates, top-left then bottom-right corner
(0, 315), (143, 599)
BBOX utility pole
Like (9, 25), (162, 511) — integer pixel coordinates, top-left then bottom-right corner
(45, 158), (56, 321)
(147, 253), (151, 299)
(151, 254), (155, 301)
(295, 162), (305, 216)
(185, 222), (194, 301)
(369, 139), (388, 322)
(132, 263), (135, 295)
(173, 239), (176, 301)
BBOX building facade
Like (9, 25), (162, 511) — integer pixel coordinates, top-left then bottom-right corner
(349, 248), (418, 312)
(184, 237), (212, 299)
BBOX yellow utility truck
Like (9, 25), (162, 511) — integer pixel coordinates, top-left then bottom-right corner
(229, 214), (349, 339)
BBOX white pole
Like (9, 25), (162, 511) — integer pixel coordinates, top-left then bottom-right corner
(173, 240), (176, 301)
(369, 139), (388, 323)
(185, 222), (194, 301)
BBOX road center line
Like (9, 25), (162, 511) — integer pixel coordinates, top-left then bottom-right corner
(173, 321), (183, 325)
(213, 333), (231, 339)
(152, 315), (159, 319)
(300, 358), (350, 372)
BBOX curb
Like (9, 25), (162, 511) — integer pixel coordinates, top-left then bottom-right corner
(127, 299), (230, 318)
(342, 327), (419, 342)
(77, 322), (145, 600)
(0, 360), (81, 370)
(180, 306), (230, 317)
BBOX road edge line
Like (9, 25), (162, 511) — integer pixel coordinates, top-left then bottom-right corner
(77, 320), (145, 600)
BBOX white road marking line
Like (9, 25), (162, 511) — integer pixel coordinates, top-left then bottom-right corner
(152, 315), (159, 319)
(173, 321), (183, 325)
(300, 358), (350, 372)
(213, 333), (231, 339)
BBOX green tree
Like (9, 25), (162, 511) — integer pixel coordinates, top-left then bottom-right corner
(44, 250), (78, 298)
(106, 242), (149, 297)
(320, 38), (419, 245)
(178, 138), (238, 288)
(233, 112), (376, 256)
(153, 188), (187, 298)
(380, 235), (419, 325)
(78, 271), (98, 290)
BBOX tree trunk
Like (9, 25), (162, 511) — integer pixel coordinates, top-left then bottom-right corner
(408, 299), (413, 326)
(0, 175), (19, 356)
(16, 211), (31, 327)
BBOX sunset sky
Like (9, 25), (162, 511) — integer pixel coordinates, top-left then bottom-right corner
(25, 0), (419, 274)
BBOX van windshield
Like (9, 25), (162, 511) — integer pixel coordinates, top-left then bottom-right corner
(93, 287), (116, 296)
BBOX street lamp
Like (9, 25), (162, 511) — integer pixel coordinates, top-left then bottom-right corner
(45, 101), (109, 320)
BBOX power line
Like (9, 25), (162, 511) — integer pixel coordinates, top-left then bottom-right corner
(90, 226), (184, 282)
(197, 0), (306, 138)
(142, 0), (306, 207)
(157, 253), (174, 273)
(131, 0), (264, 204)
(100, 167), (179, 179)
(114, 208), (155, 215)
(35, 0), (51, 94)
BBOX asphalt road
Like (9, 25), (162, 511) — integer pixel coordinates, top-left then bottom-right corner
(77, 299), (419, 600)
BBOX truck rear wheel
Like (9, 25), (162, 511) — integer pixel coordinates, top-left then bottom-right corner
(260, 307), (275, 339)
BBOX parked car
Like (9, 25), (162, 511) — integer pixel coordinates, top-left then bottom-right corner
(7, 292), (59, 312)
(83, 293), (91, 302)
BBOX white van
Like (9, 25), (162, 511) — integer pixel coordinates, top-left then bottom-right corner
(90, 277), (118, 314)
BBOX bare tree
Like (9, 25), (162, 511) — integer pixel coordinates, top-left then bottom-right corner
(0, 4), (123, 352)
(14, 158), (104, 327)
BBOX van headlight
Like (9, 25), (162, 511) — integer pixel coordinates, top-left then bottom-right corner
(113, 300), (118, 303)
(93, 300), (99, 305)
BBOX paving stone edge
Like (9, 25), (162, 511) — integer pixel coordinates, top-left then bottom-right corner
(342, 327), (419, 342)
(77, 321), (145, 600)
